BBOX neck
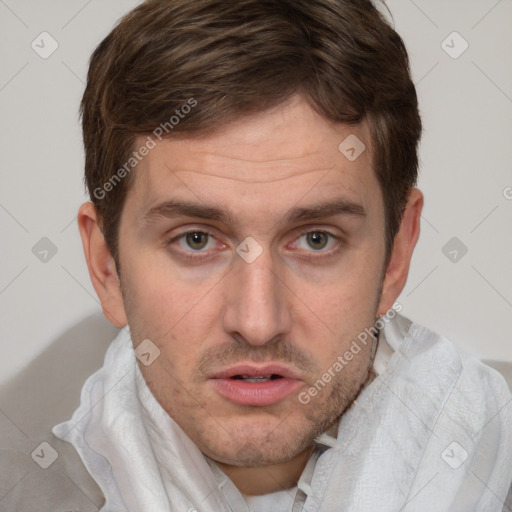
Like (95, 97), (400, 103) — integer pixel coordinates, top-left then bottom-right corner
(214, 444), (315, 496)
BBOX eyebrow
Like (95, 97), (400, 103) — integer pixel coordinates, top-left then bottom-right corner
(141, 197), (367, 226)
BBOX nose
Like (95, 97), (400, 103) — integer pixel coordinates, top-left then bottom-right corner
(221, 246), (293, 347)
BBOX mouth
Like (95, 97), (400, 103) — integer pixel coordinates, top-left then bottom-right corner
(208, 364), (303, 406)
(230, 374), (284, 382)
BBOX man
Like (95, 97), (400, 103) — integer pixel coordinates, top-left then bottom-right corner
(1, 0), (511, 511)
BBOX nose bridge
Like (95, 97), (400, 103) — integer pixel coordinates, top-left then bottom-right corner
(222, 244), (291, 346)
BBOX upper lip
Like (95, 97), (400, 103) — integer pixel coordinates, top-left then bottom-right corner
(210, 363), (302, 380)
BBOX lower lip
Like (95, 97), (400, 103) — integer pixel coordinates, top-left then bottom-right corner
(209, 378), (303, 406)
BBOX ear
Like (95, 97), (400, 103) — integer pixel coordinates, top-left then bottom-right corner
(377, 188), (423, 317)
(77, 201), (127, 327)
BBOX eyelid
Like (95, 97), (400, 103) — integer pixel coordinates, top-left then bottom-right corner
(294, 225), (340, 238)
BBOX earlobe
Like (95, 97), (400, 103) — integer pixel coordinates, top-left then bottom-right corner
(77, 201), (128, 328)
(377, 188), (424, 317)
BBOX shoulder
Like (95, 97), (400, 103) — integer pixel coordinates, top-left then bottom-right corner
(379, 312), (512, 458)
(379, 313), (512, 509)
(382, 312), (512, 396)
(0, 313), (117, 510)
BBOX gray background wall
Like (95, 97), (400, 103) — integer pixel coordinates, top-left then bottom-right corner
(1, 0), (511, 385)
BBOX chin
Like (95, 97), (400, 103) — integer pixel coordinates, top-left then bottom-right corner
(199, 414), (314, 466)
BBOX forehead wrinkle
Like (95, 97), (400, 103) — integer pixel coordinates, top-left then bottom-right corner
(184, 146), (327, 163)
(171, 165), (337, 185)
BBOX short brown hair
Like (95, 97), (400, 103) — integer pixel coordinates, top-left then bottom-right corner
(81, 0), (421, 271)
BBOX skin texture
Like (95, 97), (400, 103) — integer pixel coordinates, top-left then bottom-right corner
(78, 94), (423, 496)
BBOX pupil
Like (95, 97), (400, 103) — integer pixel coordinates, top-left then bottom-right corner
(186, 232), (207, 250)
(307, 232), (327, 250)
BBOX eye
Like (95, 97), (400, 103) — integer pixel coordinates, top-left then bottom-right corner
(167, 228), (341, 262)
(294, 230), (339, 252)
(174, 231), (218, 252)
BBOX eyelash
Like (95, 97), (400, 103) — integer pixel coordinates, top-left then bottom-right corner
(166, 227), (343, 262)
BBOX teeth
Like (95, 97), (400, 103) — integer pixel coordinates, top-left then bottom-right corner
(232, 374), (282, 382)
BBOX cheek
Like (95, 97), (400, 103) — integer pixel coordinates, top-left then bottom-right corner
(123, 249), (204, 318)
(122, 257), (221, 362)
(303, 252), (382, 323)
(297, 256), (382, 368)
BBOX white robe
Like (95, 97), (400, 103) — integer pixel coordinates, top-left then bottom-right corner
(52, 313), (512, 511)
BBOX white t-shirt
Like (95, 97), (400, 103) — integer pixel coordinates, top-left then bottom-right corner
(206, 438), (332, 511)
(242, 486), (298, 512)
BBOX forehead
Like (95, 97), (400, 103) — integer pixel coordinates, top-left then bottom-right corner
(125, 95), (379, 219)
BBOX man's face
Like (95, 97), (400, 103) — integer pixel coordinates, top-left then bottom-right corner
(117, 94), (388, 466)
